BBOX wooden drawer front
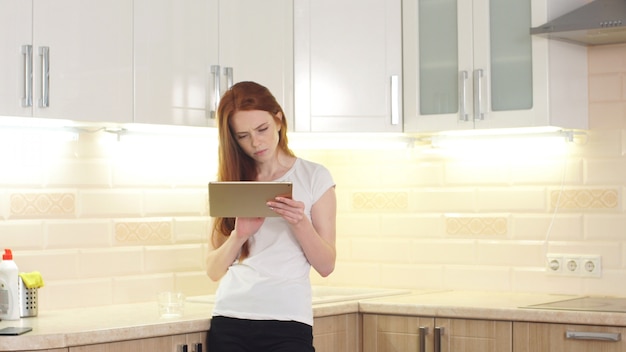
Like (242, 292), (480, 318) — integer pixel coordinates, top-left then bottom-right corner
(514, 322), (626, 352)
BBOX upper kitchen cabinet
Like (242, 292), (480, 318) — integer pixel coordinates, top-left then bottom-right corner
(403, 0), (589, 132)
(134, 0), (293, 128)
(0, 0), (31, 118)
(0, 0), (133, 123)
(134, 0), (217, 127)
(294, 0), (402, 132)
(218, 0), (294, 128)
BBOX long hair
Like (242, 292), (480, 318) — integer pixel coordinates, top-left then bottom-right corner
(210, 81), (294, 259)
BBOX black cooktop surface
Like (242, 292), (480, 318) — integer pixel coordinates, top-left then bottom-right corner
(522, 297), (626, 313)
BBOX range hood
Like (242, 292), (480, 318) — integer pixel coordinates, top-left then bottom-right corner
(531, 0), (626, 46)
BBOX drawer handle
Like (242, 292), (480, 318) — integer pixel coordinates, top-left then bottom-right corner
(224, 67), (233, 90)
(459, 70), (469, 121)
(434, 326), (444, 352)
(566, 330), (621, 342)
(418, 326), (428, 352)
(39, 46), (50, 108)
(473, 69), (484, 120)
(210, 64), (220, 119)
(21, 45), (33, 107)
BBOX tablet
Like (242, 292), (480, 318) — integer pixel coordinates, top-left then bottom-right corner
(208, 181), (293, 217)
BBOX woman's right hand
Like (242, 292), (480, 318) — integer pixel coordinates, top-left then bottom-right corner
(234, 217), (265, 240)
(206, 217), (264, 281)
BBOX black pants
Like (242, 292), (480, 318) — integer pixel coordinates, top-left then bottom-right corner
(207, 316), (315, 352)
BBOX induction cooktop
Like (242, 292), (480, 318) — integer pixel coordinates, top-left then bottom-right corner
(522, 297), (626, 313)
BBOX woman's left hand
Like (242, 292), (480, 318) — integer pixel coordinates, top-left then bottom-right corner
(267, 197), (306, 225)
(269, 188), (337, 277)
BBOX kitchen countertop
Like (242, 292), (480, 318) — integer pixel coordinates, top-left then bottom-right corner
(358, 290), (626, 326)
(0, 301), (212, 351)
(0, 297), (364, 351)
(3, 290), (626, 351)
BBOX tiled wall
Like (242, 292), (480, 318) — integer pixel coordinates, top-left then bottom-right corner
(0, 131), (218, 309)
(1, 44), (626, 310)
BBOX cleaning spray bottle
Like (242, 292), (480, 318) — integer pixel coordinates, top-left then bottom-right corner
(0, 249), (20, 320)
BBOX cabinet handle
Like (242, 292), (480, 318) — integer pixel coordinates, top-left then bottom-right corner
(434, 327), (443, 352)
(473, 69), (484, 120)
(38, 46), (50, 108)
(210, 65), (221, 119)
(418, 327), (428, 352)
(459, 71), (469, 121)
(224, 67), (234, 90)
(21, 45), (33, 107)
(390, 75), (400, 125)
(566, 330), (621, 342)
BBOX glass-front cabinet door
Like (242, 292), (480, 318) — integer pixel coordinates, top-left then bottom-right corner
(475, 0), (534, 128)
(403, 0), (587, 133)
(405, 0), (534, 132)
(413, 0), (463, 119)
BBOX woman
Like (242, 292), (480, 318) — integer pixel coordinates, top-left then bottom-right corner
(206, 81), (336, 352)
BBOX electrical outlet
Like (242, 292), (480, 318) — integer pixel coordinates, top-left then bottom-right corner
(546, 254), (563, 274)
(546, 253), (602, 278)
(563, 256), (581, 275)
(581, 255), (602, 278)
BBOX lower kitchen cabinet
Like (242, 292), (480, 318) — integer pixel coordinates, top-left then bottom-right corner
(363, 314), (512, 352)
(68, 331), (206, 352)
(313, 313), (360, 352)
(513, 322), (626, 352)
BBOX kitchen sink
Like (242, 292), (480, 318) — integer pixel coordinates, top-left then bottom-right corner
(186, 286), (411, 305)
(522, 296), (626, 313)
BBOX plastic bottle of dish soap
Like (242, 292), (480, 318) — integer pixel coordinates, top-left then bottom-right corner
(0, 249), (20, 320)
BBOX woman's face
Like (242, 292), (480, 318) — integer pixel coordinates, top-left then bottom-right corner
(230, 109), (282, 163)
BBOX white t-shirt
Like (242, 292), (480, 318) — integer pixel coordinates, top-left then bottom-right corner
(211, 158), (335, 326)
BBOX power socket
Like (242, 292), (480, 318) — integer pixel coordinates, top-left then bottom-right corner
(545, 254), (563, 274)
(580, 255), (602, 277)
(563, 256), (581, 276)
(545, 253), (602, 278)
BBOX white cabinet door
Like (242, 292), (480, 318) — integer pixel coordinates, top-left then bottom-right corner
(0, 0), (133, 123)
(134, 0), (218, 127)
(0, 0), (33, 117)
(134, 0), (292, 128)
(219, 0), (294, 128)
(294, 0), (402, 132)
(404, 0), (588, 133)
(33, 0), (133, 122)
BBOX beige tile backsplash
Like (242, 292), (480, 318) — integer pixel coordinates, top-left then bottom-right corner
(2, 44), (626, 310)
(550, 189), (619, 209)
(445, 216), (507, 236)
(10, 193), (75, 218)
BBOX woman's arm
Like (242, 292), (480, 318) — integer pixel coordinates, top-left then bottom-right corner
(205, 218), (264, 281)
(271, 187), (337, 277)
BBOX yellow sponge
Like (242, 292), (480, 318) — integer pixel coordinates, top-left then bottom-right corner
(19, 271), (44, 289)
